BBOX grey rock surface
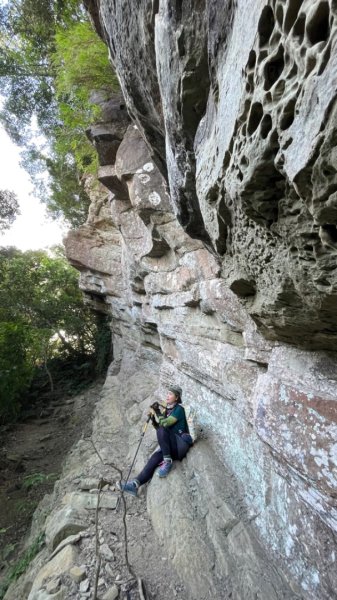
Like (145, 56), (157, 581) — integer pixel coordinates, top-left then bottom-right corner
(64, 120), (336, 598)
(87, 0), (337, 350)
(60, 2), (337, 599)
(45, 506), (88, 551)
(63, 89), (337, 600)
(102, 585), (119, 600)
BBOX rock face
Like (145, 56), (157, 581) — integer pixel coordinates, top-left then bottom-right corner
(65, 2), (337, 599)
(86, 0), (337, 351)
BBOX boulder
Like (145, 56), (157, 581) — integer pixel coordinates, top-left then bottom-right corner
(28, 545), (78, 598)
(45, 506), (88, 551)
(62, 492), (118, 511)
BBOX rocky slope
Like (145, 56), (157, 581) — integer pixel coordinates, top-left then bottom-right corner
(63, 1), (337, 599)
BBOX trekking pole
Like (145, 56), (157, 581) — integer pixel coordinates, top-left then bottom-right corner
(116, 414), (152, 511)
(124, 414), (151, 486)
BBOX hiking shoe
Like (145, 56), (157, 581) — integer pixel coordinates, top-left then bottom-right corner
(158, 460), (173, 478)
(117, 480), (138, 496)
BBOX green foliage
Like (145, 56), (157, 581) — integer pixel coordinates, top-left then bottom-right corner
(54, 20), (116, 101)
(2, 543), (16, 562)
(0, 0), (81, 143)
(93, 314), (113, 375)
(0, 247), (111, 423)
(22, 472), (58, 490)
(0, 533), (45, 600)
(0, 190), (20, 232)
(0, 324), (31, 421)
(51, 20), (118, 175)
(0, 1), (118, 227)
(15, 499), (38, 514)
(44, 156), (91, 227)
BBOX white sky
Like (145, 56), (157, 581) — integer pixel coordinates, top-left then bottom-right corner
(0, 124), (67, 251)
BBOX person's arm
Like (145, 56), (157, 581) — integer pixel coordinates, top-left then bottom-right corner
(148, 402), (164, 428)
(158, 414), (178, 428)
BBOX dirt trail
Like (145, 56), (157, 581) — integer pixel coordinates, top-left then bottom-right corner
(0, 382), (101, 587)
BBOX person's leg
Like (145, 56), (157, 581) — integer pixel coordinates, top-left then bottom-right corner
(156, 427), (179, 477)
(135, 449), (163, 486)
(119, 429), (181, 493)
(157, 427), (179, 460)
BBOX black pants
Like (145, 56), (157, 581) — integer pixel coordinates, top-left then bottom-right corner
(136, 427), (189, 486)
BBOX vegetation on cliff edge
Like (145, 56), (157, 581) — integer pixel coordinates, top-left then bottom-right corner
(0, 0), (118, 227)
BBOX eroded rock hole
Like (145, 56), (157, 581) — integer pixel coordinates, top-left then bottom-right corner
(241, 157), (285, 226)
(216, 196), (231, 255)
(306, 2), (330, 45)
(264, 46), (285, 90)
(247, 102), (264, 135)
(293, 13), (306, 43)
(242, 98), (252, 119)
(284, 0), (304, 34)
(321, 224), (337, 244)
(305, 54), (317, 75)
(280, 98), (297, 130)
(248, 50), (256, 70)
(258, 6), (275, 46)
(258, 49), (269, 63)
(230, 278), (256, 298)
(208, 185), (219, 204)
(260, 114), (272, 139)
(273, 79), (285, 100)
(283, 136), (293, 149)
(317, 42), (331, 75)
(276, 4), (284, 26)
(288, 62), (298, 78)
(322, 166), (336, 177)
(271, 31), (282, 46)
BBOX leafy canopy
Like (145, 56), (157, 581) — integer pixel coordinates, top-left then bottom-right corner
(0, 0), (118, 227)
(0, 246), (111, 423)
(0, 189), (20, 231)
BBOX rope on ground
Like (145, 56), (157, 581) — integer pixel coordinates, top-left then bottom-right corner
(138, 576), (147, 600)
(90, 439), (137, 582)
(92, 482), (102, 600)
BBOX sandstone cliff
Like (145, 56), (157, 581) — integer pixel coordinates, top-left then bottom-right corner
(62, 2), (337, 598)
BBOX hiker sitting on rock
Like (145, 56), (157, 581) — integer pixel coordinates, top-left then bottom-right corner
(119, 385), (193, 496)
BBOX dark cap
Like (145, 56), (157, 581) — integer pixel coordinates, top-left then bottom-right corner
(168, 385), (182, 399)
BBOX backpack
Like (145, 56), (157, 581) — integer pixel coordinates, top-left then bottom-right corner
(182, 403), (200, 443)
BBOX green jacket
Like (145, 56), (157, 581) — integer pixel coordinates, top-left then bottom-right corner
(158, 404), (188, 435)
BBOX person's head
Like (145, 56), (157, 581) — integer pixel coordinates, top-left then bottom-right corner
(167, 384), (182, 405)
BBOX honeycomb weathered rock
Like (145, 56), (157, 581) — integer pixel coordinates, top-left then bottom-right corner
(66, 2), (337, 598)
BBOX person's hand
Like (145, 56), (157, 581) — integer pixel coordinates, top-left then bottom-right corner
(147, 411), (159, 429)
(150, 401), (162, 416)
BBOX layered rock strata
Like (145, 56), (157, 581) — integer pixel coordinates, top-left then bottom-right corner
(64, 2), (337, 598)
(86, 0), (337, 351)
(65, 124), (336, 599)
